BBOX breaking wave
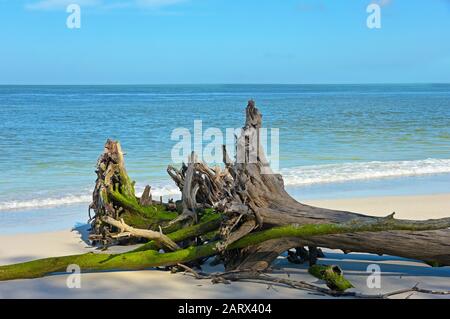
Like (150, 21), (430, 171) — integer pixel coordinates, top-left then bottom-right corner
(1, 158), (449, 211)
(281, 158), (450, 186)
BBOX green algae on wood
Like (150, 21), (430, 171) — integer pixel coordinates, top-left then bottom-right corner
(2, 216), (450, 282)
(131, 213), (222, 252)
(309, 264), (353, 292)
(109, 189), (177, 221)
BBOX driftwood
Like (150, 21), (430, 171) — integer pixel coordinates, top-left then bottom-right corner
(88, 139), (179, 245)
(0, 100), (449, 298)
(100, 216), (180, 251)
(2, 217), (450, 281)
(165, 100), (450, 269)
(176, 265), (450, 299)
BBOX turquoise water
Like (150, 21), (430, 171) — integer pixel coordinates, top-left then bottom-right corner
(0, 84), (449, 233)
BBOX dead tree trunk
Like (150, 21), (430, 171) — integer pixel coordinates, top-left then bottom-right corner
(168, 100), (450, 269)
(1, 100), (450, 286)
(89, 139), (179, 246)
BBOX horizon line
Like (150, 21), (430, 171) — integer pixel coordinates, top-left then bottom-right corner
(1, 82), (450, 86)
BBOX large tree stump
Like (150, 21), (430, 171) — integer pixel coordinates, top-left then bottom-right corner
(169, 100), (450, 269)
(1, 100), (450, 286)
(89, 139), (178, 246)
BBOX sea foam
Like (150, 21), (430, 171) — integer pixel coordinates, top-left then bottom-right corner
(0, 185), (181, 211)
(1, 158), (449, 211)
(281, 158), (450, 186)
(0, 195), (92, 211)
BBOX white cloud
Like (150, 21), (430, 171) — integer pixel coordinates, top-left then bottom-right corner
(25, 0), (188, 10)
(25, 0), (101, 10)
(135, 0), (187, 8)
(371, 0), (393, 7)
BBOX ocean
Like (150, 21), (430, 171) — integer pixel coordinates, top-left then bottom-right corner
(1, 84), (449, 233)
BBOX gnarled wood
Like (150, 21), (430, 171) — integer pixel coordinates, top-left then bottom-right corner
(172, 100), (450, 269)
(89, 139), (179, 245)
(4, 99), (448, 297)
(101, 216), (180, 251)
(2, 216), (450, 282)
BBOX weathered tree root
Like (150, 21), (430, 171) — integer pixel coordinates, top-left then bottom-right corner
(287, 247), (325, 266)
(176, 264), (450, 299)
(308, 264), (353, 292)
(1, 100), (449, 300)
(100, 216), (180, 251)
(89, 139), (180, 245)
(167, 100), (450, 269)
(1, 217), (450, 282)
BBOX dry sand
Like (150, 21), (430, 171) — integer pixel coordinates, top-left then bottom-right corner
(0, 193), (449, 299)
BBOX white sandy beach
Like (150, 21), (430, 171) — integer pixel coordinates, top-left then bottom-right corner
(0, 193), (449, 299)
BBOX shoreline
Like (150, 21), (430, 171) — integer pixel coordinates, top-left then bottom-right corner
(305, 193), (450, 220)
(2, 187), (450, 235)
(0, 193), (449, 299)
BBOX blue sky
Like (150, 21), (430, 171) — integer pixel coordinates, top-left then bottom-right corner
(0, 0), (449, 84)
